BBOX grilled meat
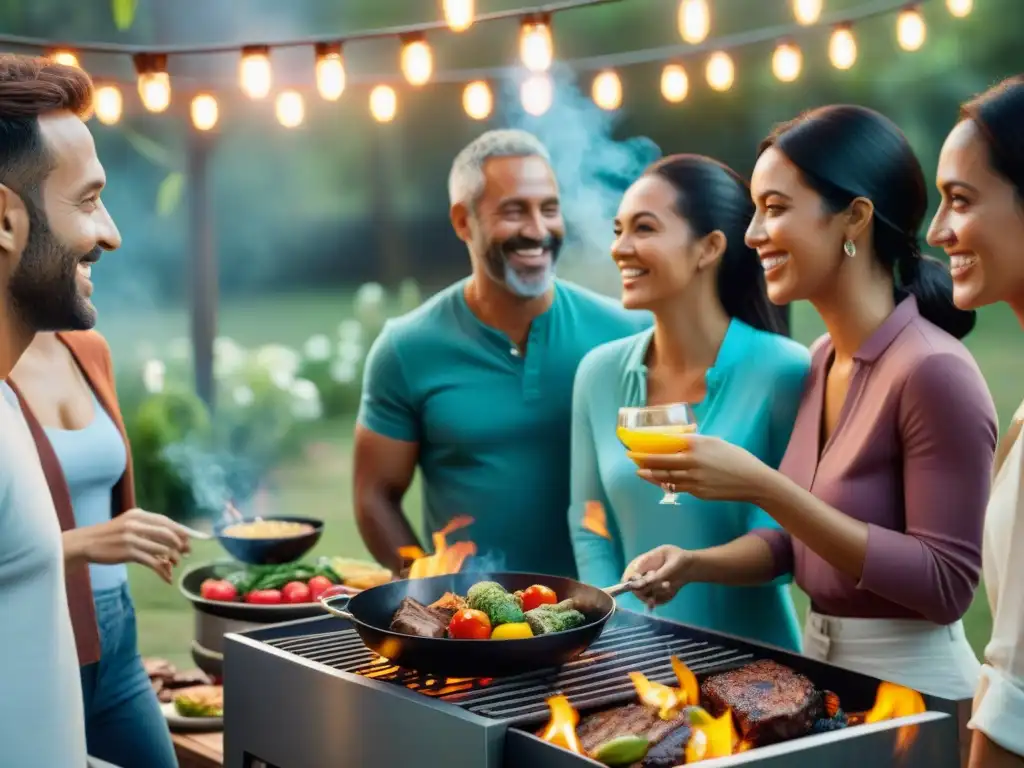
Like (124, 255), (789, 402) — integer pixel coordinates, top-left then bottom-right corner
(390, 597), (450, 638)
(576, 704), (689, 755)
(429, 592), (468, 623)
(700, 660), (823, 746)
(639, 724), (692, 767)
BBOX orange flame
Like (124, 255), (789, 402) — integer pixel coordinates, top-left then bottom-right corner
(582, 501), (611, 539)
(398, 516), (477, 579)
(862, 681), (926, 754)
(685, 709), (740, 762)
(628, 655), (701, 720)
(539, 695), (585, 754)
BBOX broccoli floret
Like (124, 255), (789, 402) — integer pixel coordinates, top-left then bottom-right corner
(524, 603), (587, 635)
(467, 581), (526, 626)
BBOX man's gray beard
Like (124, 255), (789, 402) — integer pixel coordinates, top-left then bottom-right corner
(503, 260), (555, 298)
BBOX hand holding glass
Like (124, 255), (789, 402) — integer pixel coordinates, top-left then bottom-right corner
(617, 403), (697, 505)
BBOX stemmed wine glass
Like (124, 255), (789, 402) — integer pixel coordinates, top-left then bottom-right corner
(617, 403), (698, 505)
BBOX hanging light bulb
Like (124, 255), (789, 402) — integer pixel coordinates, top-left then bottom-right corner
(401, 35), (433, 86)
(191, 94), (219, 131)
(240, 45), (272, 99)
(660, 64), (689, 103)
(829, 26), (858, 69)
(369, 85), (397, 123)
(772, 41), (803, 82)
(49, 49), (79, 68)
(591, 70), (622, 111)
(93, 85), (122, 126)
(520, 74), (553, 116)
(275, 90), (304, 128)
(947, 0), (972, 17)
(705, 51), (734, 92)
(462, 80), (493, 120)
(896, 7), (926, 51)
(443, 0), (474, 32)
(519, 15), (553, 72)
(134, 54), (171, 113)
(315, 43), (345, 101)
(792, 0), (822, 25)
(678, 0), (710, 44)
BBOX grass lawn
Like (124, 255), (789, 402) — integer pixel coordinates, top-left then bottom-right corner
(123, 291), (1014, 668)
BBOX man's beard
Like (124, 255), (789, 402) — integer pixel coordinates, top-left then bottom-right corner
(7, 201), (98, 332)
(482, 233), (563, 299)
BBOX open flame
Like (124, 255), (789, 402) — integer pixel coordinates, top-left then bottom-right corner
(686, 709), (741, 762)
(397, 515), (477, 579)
(539, 695), (585, 754)
(629, 655), (701, 719)
(859, 680), (926, 754)
(582, 501), (611, 539)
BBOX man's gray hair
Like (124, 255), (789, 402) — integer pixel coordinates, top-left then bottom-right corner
(448, 129), (552, 209)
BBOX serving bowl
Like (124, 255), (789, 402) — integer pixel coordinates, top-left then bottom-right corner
(213, 515), (323, 565)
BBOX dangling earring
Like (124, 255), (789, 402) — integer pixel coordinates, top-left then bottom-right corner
(843, 239), (857, 258)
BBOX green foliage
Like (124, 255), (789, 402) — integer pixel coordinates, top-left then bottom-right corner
(110, 0), (136, 30)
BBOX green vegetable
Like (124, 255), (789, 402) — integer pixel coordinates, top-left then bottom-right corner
(313, 556), (343, 583)
(466, 581), (526, 627)
(524, 602), (586, 635)
(250, 563), (317, 591)
(591, 735), (649, 766)
(174, 697), (223, 718)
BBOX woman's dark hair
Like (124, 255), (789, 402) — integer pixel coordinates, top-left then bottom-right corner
(758, 104), (975, 340)
(960, 74), (1024, 200)
(646, 154), (790, 336)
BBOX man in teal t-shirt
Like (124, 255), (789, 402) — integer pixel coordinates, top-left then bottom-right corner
(354, 129), (649, 578)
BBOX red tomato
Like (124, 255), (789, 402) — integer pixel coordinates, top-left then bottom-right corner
(282, 581), (312, 604)
(245, 589), (283, 605)
(447, 609), (492, 639)
(307, 575), (333, 601)
(200, 579), (238, 602)
(520, 584), (558, 612)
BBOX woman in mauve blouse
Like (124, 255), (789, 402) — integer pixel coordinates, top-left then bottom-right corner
(928, 75), (1024, 768)
(623, 105), (997, 700)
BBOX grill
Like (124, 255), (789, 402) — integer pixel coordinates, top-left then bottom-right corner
(223, 611), (969, 768)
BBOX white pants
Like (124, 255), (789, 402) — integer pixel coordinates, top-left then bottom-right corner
(803, 610), (981, 700)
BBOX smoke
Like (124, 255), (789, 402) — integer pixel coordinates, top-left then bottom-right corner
(463, 550), (508, 574)
(498, 65), (662, 281)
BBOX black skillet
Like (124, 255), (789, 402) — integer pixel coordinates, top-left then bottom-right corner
(319, 571), (638, 678)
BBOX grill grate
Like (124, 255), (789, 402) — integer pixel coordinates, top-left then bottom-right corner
(265, 625), (754, 725)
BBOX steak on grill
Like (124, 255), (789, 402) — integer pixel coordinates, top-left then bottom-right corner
(575, 704), (690, 757)
(389, 597), (450, 638)
(700, 660), (823, 746)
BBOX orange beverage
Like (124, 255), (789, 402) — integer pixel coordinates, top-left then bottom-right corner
(616, 423), (696, 454)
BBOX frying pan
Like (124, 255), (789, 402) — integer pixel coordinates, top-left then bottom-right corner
(319, 571), (637, 678)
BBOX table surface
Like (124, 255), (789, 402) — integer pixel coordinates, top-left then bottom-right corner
(172, 730), (224, 768)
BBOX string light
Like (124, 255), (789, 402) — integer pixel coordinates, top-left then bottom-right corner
(829, 25), (858, 69)
(678, 0), (710, 44)
(947, 0), (972, 16)
(660, 63), (689, 103)
(275, 90), (304, 128)
(400, 36), (433, 86)
(369, 85), (397, 122)
(792, 0), (822, 25)
(772, 41), (802, 82)
(462, 80), (493, 120)
(520, 74), (553, 116)
(93, 85), (122, 125)
(49, 49), (79, 68)
(705, 51), (734, 92)
(519, 15), (553, 72)
(191, 93), (219, 131)
(443, 0), (474, 32)
(315, 43), (345, 101)
(896, 6), (926, 50)
(591, 70), (622, 110)
(240, 46), (272, 99)
(134, 54), (171, 113)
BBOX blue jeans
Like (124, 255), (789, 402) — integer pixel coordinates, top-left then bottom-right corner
(80, 584), (178, 768)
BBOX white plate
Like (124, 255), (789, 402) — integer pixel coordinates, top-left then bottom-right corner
(160, 701), (223, 732)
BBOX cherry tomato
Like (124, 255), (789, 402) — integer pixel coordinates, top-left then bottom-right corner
(245, 589), (283, 605)
(520, 584), (558, 612)
(447, 609), (492, 639)
(282, 581), (312, 604)
(200, 579), (238, 602)
(307, 575), (334, 601)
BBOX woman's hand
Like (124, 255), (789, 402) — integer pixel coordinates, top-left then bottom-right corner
(622, 545), (694, 607)
(627, 435), (775, 504)
(64, 509), (193, 584)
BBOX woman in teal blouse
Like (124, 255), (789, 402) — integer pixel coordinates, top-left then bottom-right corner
(569, 154), (810, 650)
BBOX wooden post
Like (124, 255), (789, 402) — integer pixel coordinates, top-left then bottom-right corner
(186, 130), (217, 409)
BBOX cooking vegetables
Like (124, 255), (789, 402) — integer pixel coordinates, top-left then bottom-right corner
(519, 584), (558, 612)
(490, 622), (533, 640)
(197, 556), (390, 605)
(199, 579), (238, 602)
(466, 581), (526, 627)
(245, 589), (283, 605)
(282, 581), (312, 604)
(592, 735), (650, 766)
(448, 609), (493, 639)
(525, 600), (587, 636)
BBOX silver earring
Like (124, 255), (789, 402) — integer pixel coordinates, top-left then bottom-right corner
(843, 239), (857, 258)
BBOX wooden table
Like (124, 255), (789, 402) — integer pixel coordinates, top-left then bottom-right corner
(172, 731), (223, 768)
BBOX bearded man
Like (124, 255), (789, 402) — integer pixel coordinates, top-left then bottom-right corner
(354, 129), (650, 577)
(0, 54), (121, 766)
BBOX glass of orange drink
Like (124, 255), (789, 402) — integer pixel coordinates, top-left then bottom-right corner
(617, 403), (697, 505)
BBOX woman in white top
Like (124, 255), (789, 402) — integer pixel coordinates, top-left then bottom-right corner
(927, 74), (1024, 768)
